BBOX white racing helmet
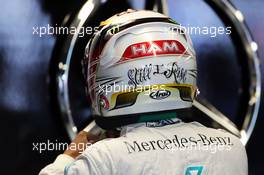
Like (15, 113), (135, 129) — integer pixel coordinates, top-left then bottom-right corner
(83, 10), (197, 129)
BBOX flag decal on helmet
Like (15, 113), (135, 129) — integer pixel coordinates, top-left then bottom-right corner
(119, 40), (189, 63)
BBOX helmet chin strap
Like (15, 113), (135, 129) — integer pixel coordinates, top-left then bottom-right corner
(138, 111), (177, 123)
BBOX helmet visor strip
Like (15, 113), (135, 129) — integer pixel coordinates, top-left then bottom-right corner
(106, 83), (196, 111)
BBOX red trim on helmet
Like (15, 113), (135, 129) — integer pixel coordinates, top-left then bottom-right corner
(119, 40), (189, 63)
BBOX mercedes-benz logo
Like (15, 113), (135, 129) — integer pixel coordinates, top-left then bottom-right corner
(53, 0), (261, 145)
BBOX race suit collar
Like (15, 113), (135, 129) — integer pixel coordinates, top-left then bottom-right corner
(120, 118), (181, 135)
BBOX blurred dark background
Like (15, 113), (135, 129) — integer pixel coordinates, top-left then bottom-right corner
(0, 0), (263, 174)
